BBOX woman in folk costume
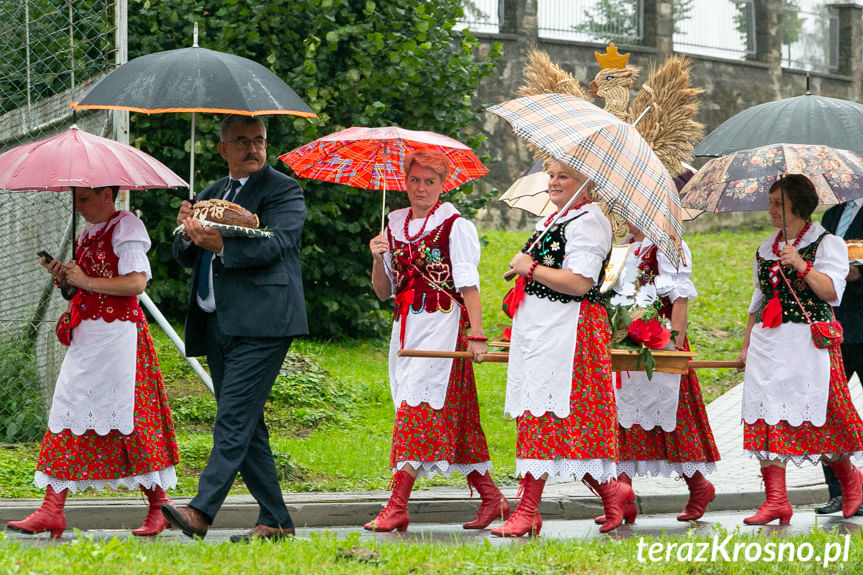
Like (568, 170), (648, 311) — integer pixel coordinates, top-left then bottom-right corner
(737, 175), (863, 524)
(497, 160), (632, 537)
(603, 223), (719, 525)
(365, 149), (508, 532)
(7, 186), (179, 538)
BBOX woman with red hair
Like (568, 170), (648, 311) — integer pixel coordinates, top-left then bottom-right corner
(365, 149), (508, 532)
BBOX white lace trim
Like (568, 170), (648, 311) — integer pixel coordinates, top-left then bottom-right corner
(396, 460), (492, 480)
(745, 450), (863, 467)
(34, 466), (177, 494)
(516, 458), (618, 482)
(617, 460), (717, 478)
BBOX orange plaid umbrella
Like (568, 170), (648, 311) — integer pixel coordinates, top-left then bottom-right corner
(280, 126), (488, 233)
(488, 93), (684, 266)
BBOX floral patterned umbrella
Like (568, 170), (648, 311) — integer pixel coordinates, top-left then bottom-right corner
(679, 143), (863, 213)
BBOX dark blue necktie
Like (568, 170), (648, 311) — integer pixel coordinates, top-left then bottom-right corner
(197, 179), (241, 299)
(836, 202), (856, 238)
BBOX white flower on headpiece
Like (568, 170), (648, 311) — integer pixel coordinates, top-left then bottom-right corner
(610, 292), (635, 307)
(635, 283), (657, 307)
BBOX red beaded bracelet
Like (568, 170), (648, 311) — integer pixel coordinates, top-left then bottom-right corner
(798, 260), (813, 279)
(526, 260), (540, 282)
(467, 335), (488, 342)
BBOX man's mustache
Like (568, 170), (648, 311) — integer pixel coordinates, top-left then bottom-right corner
(243, 154), (260, 161)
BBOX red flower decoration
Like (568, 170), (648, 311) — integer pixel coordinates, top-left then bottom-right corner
(627, 317), (671, 350)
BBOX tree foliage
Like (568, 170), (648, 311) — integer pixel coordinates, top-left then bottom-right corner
(576, 0), (695, 43)
(126, 0), (500, 337)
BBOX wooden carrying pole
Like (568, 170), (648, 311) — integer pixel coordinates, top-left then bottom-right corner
(397, 349), (743, 374)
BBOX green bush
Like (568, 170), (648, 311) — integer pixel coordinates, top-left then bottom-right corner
(169, 351), (367, 435)
(269, 352), (366, 431)
(0, 335), (47, 443)
(126, 0), (501, 337)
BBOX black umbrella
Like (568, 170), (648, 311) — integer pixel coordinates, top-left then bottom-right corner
(694, 88), (863, 158)
(73, 24), (316, 194)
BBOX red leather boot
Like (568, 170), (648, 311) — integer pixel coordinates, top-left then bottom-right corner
(6, 486), (67, 537)
(677, 472), (716, 521)
(490, 474), (545, 537)
(463, 470), (511, 529)
(363, 470), (415, 532)
(827, 457), (863, 518)
(743, 465), (792, 525)
(132, 485), (172, 536)
(594, 473), (636, 525)
(583, 474), (636, 533)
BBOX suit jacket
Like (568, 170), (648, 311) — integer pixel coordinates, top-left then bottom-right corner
(173, 164), (308, 356)
(821, 203), (863, 344)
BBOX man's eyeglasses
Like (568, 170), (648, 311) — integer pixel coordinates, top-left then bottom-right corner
(224, 137), (267, 150)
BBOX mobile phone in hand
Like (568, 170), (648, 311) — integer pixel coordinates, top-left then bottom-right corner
(37, 250), (54, 264)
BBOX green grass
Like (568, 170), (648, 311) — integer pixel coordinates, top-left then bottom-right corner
(1, 527), (862, 574)
(0, 225), (771, 498)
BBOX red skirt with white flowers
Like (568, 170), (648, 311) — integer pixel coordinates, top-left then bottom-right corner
(743, 347), (863, 461)
(36, 319), (179, 482)
(515, 301), (618, 462)
(389, 318), (491, 470)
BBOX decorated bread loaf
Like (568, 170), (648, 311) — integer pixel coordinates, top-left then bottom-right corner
(193, 199), (259, 229)
(847, 240), (863, 261)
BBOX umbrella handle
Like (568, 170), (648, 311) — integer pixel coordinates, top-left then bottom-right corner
(60, 280), (77, 301)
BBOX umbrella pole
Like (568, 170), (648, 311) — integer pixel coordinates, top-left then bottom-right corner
(780, 176), (788, 244)
(189, 112), (196, 199)
(380, 142), (388, 236)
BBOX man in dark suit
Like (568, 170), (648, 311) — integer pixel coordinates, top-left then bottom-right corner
(816, 198), (863, 516)
(162, 115), (308, 541)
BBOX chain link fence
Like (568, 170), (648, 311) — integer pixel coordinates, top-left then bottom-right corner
(0, 0), (118, 443)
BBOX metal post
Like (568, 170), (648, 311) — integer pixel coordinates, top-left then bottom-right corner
(111, 1), (212, 394)
(139, 292), (214, 394)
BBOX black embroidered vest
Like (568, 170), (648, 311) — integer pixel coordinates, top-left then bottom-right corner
(756, 232), (832, 324)
(522, 215), (605, 304)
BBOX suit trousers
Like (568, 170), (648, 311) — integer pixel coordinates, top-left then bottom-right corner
(190, 312), (294, 528)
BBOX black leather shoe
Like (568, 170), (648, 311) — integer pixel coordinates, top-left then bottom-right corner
(814, 496), (843, 515)
(230, 523), (295, 543)
(161, 504), (209, 538)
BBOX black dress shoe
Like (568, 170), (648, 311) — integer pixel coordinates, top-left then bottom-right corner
(161, 504), (209, 538)
(815, 496), (843, 515)
(230, 524), (295, 543)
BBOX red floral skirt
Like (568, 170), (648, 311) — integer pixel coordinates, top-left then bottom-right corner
(515, 301), (618, 461)
(389, 319), (491, 470)
(744, 347), (863, 459)
(618, 345), (720, 465)
(36, 319), (179, 482)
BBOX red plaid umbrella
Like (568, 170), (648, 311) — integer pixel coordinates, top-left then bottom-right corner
(487, 93), (683, 266)
(280, 126), (488, 232)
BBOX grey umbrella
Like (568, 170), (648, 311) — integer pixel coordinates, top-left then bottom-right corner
(694, 91), (863, 158)
(73, 24), (316, 196)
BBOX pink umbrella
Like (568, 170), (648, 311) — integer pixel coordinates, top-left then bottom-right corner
(280, 126), (488, 233)
(0, 125), (188, 192)
(0, 125), (188, 299)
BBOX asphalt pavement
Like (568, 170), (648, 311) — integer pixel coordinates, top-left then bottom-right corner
(1, 375), (861, 542)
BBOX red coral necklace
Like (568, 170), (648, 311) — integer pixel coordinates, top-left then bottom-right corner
(542, 198), (591, 228)
(771, 220), (811, 257)
(404, 199), (442, 242)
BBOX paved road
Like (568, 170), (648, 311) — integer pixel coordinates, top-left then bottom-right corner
(5, 510), (861, 547)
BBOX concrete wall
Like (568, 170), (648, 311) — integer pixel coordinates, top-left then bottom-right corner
(473, 1), (863, 231)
